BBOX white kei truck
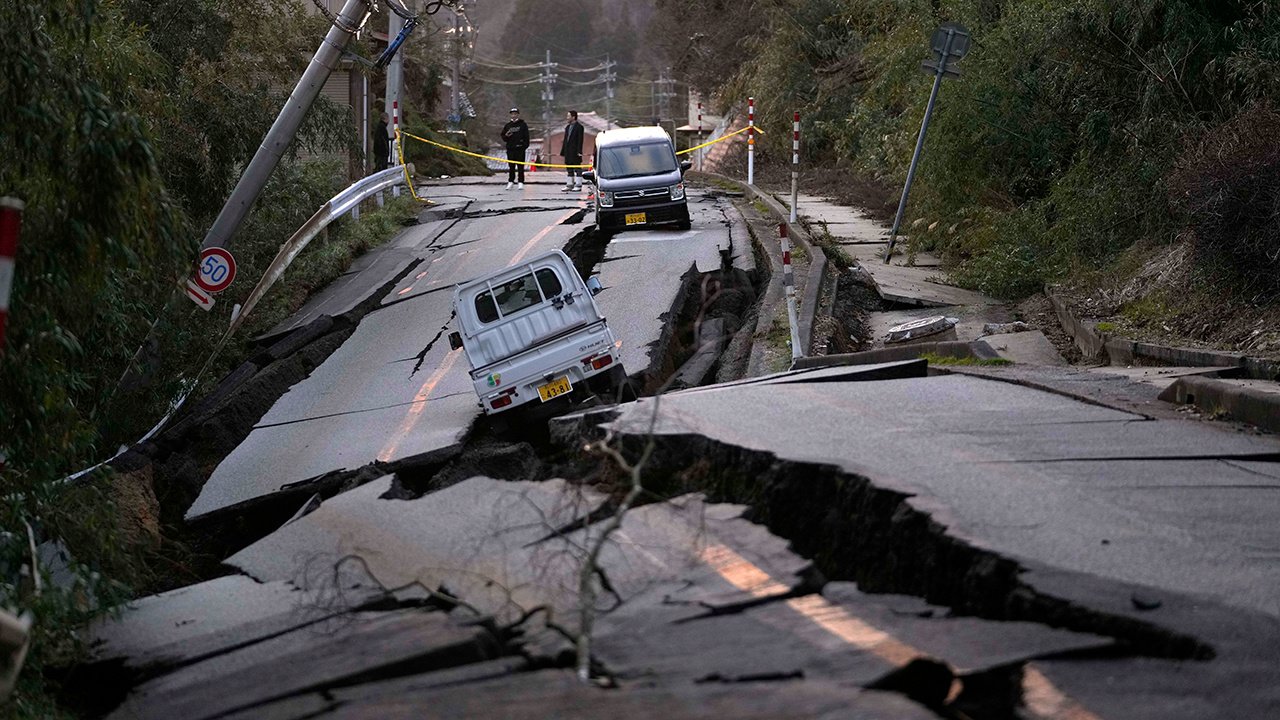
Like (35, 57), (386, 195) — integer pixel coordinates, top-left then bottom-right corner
(448, 250), (631, 419)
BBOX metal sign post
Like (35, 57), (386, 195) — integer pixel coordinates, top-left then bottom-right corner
(883, 22), (971, 264)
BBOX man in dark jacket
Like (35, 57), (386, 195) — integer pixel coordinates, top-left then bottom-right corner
(500, 107), (530, 189)
(372, 112), (390, 172)
(559, 110), (584, 192)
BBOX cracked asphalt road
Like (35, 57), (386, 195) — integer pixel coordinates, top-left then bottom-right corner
(186, 176), (736, 520)
(91, 175), (1280, 719)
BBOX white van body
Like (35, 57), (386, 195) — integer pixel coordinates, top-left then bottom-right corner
(450, 250), (625, 415)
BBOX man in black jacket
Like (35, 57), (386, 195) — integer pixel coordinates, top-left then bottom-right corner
(372, 112), (390, 172)
(500, 107), (529, 189)
(559, 110), (584, 192)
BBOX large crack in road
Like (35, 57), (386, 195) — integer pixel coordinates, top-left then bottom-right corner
(87, 185), (1280, 719)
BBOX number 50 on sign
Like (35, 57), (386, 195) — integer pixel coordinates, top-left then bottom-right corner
(196, 247), (237, 294)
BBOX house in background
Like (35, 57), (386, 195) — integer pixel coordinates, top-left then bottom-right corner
(675, 93), (723, 153)
(301, 1), (386, 181)
(486, 112), (620, 173)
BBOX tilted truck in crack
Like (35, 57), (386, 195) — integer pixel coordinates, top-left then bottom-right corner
(449, 250), (633, 421)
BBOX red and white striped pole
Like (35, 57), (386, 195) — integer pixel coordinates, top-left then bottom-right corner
(779, 222), (803, 360)
(0, 197), (23, 353)
(391, 99), (402, 197)
(697, 100), (703, 172)
(790, 111), (800, 223)
(747, 96), (756, 185)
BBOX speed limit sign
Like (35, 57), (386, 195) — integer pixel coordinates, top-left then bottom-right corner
(195, 247), (237, 294)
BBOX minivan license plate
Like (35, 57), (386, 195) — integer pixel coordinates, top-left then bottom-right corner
(537, 376), (572, 402)
(624, 212), (647, 226)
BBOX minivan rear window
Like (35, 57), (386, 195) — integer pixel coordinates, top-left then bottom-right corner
(598, 142), (678, 179)
(473, 267), (563, 323)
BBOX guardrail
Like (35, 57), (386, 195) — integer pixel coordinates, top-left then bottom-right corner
(58, 165), (415, 486)
(228, 165), (411, 335)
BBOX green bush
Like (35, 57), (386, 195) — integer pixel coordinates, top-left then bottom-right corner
(695, 0), (1280, 299)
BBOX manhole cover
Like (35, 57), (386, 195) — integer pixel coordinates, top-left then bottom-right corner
(885, 316), (957, 345)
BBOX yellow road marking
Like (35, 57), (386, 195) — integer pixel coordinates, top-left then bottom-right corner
(699, 543), (1101, 720)
(377, 204), (583, 461)
(377, 349), (461, 462)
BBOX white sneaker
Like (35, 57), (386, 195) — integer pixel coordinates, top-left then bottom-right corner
(517, 182), (524, 189)
(505, 182), (513, 189)
(561, 185), (575, 192)
(574, 184), (582, 191)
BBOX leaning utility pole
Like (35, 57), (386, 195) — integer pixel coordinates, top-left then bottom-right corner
(449, 1), (462, 130)
(201, 0), (372, 251)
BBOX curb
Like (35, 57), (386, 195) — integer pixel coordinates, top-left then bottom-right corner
(692, 171), (826, 356)
(791, 340), (1001, 370)
(1158, 376), (1280, 433)
(1044, 286), (1280, 380)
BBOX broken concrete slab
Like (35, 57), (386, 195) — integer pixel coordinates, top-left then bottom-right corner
(791, 341), (1001, 370)
(87, 575), (386, 674)
(840, 239), (998, 308)
(592, 372), (1280, 624)
(1159, 375), (1280, 433)
(227, 477), (607, 626)
(574, 494), (817, 612)
(1086, 365), (1234, 392)
(105, 609), (498, 720)
(218, 657), (532, 720)
(986, 329), (1067, 366)
(593, 579), (1109, 691)
(300, 668), (941, 720)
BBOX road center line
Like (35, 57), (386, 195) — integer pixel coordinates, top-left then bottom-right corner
(699, 543), (1100, 720)
(376, 205), (583, 462)
(377, 349), (461, 462)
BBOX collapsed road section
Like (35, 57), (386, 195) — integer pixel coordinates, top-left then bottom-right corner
(101, 180), (758, 564)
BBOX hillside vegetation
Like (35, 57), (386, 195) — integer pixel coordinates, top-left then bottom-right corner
(0, 3), (455, 714)
(658, 0), (1280, 323)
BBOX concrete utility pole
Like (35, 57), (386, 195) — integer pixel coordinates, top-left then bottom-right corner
(387, 8), (406, 197)
(540, 50), (557, 150)
(602, 55), (617, 128)
(656, 67), (676, 135)
(201, 0), (372, 251)
(697, 100), (703, 171)
(449, 1), (462, 130)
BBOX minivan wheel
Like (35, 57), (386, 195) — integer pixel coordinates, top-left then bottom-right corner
(676, 206), (692, 231)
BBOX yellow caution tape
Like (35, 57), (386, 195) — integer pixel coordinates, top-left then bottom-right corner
(399, 124), (764, 172)
(677, 125), (764, 156)
(395, 130), (427, 202)
(399, 130), (592, 169)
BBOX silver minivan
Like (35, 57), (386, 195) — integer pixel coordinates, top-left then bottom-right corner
(583, 126), (693, 233)
(448, 250), (629, 417)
